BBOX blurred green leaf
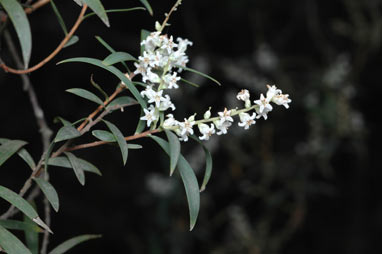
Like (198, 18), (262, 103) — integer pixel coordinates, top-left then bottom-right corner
(135, 109), (146, 134)
(47, 157), (102, 176)
(0, 139), (27, 167)
(0, 186), (52, 233)
(106, 96), (137, 110)
(33, 178), (60, 212)
(103, 120), (128, 165)
(139, 0), (153, 15)
(179, 66), (221, 86)
(54, 117), (72, 127)
(90, 74), (108, 100)
(0, 219), (41, 233)
(0, 139), (35, 169)
(140, 29), (151, 54)
(0, 0), (32, 68)
(54, 126), (81, 143)
(181, 78), (200, 88)
(81, 0), (109, 27)
(58, 57), (147, 108)
(66, 88), (103, 105)
(50, 0), (68, 35)
(44, 142), (55, 173)
(165, 130), (180, 176)
(0, 224), (32, 254)
(102, 52), (137, 66)
(150, 135), (200, 231)
(72, 0), (82, 6)
(23, 214), (38, 254)
(190, 135), (213, 192)
(49, 234), (101, 254)
(64, 152), (86, 186)
(63, 35), (79, 48)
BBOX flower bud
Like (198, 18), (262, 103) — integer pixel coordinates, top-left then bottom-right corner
(245, 99), (251, 108)
(188, 114), (196, 122)
(155, 21), (161, 31)
(204, 107), (211, 119)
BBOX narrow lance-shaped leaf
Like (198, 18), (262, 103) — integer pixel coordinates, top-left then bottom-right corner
(50, 0), (68, 35)
(63, 35), (79, 48)
(135, 109), (146, 134)
(47, 156), (102, 176)
(82, 0), (109, 27)
(83, 7), (145, 20)
(0, 139), (34, 169)
(66, 88), (103, 105)
(103, 120), (128, 165)
(106, 96), (137, 111)
(49, 234), (102, 254)
(0, 225), (32, 254)
(178, 66), (221, 86)
(139, 0), (153, 15)
(102, 52), (137, 66)
(64, 152), (85, 186)
(0, 219), (42, 232)
(0, 139), (27, 167)
(58, 57), (147, 108)
(33, 178), (60, 212)
(0, 0), (32, 68)
(164, 130), (181, 176)
(0, 186), (52, 233)
(94, 36), (131, 72)
(190, 135), (213, 192)
(90, 74), (108, 100)
(54, 125), (81, 142)
(150, 135), (200, 231)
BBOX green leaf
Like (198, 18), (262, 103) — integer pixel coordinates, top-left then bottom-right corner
(102, 52), (137, 66)
(0, 0), (32, 68)
(135, 109), (146, 134)
(33, 178), (59, 212)
(139, 0), (153, 15)
(0, 139), (34, 169)
(47, 157), (102, 176)
(53, 117), (72, 127)
(0, 139), (27, 167)
(103, 120), (128, 165)
(94, 36), (130, 72)
(83, 7), (145, 20)
(50, 0), (68, 35)
(140, 29), (151, 54)
(106, 96), (137, 110)
(0, 224), (32, 254)
(0, 219), (42, 232)
(164, 130), (180, 176)
(90, 74), (108, 100)
(181, 78), (200, 88)
(179, 66), (221, 86)
(150, 135), (200, 231)
(49, 234), (101, 254)
(0, 186), (52, 233)
(66, 88), (103, 105)
(54, 125), (81, 143)
(23, 214), (39, 254)
(64, 152), (86, 186)
(82, 0), (109, 27)
(44, 142), (55, 173)
(72, 0), (82, 6)
(92, 130), (115, 142)
(58, 57), (147, 108)
(190, 135), (213, 192)
(63, 35), (79, 48)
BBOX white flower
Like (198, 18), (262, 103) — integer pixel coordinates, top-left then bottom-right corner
(238, 112), (256, 129)
(214, 119), (232, 135)
(272, 94), (292, 109)
(218, 108), (234, 125)
(255, 106), (272, 120)
(163, 72), (180, 89)
(140, 105), (158, 127)
(163, 114), (178, 129)
(158, 94), (176, 111)
(198, 123), (215, 140)
(266, 85), (282, 100)
(133, 61), (146, 76)
(147, 90), (166, 108)
(140, 86), (155, 99)
(236, 89), (250, 101)
(177, 37), (193, 53)
(254, 93), (273, 114)
(142, 68), (161, 84)
(161, 35), (176, 54)
(179, 118), (195, 136)
(141, 32), (161, 53)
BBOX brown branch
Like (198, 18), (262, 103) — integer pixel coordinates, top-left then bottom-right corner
(25, 0), (51, 15)
(65, 129), (161, 152)
(0, 4), (88, 74)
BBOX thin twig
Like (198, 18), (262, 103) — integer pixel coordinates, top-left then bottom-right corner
(0, 4), (88, 74)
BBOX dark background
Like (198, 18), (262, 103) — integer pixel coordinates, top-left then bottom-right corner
(0, 0), (381, 253)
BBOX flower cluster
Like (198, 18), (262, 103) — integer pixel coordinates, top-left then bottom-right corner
(162, 85), (292, 142)
(135, 31), (193, 128)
